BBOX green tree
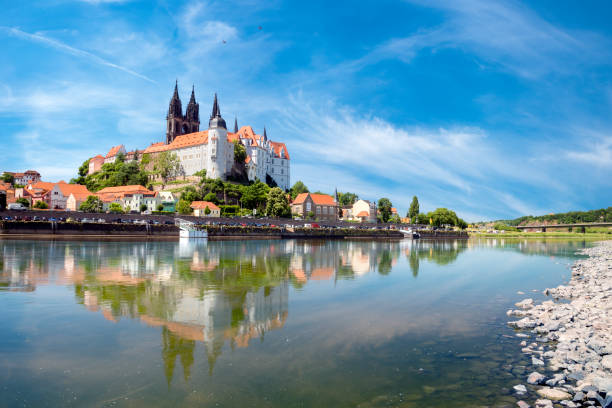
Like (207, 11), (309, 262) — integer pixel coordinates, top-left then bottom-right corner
(84, 158), (148, 192)
(16, 198), (30, 208)
(33, 200), (49, 209)
(266, 187), (291, 218)
(79, 196), (104, 213)
(408, 196), (419, 219)
(176, 199), (192, 214)
(109, 202), (124, 213)
(456, 218), (468, 230)
(241, 180), (270, 211)
(203, 192), (218, 204)
(71, 159), (90, 184)
(204, 206), (211, 216)
(289, 181), (309, 200)
(429, 208), (459, 227)
(152, 151), (181, 186)
(180, 186), (202, 204)
(234, 141), (246, 164)
(156, 204), (164, 212)
(414, 213), (428, 225)
(1, 172), (14, 184)
(378, 198), (393, 223)
(389, 214), (401, 224)
(338, 192), (358, 206)
(139, 204), (147, 212)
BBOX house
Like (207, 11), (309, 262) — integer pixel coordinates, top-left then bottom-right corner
(191, 201), (220, 217)
(88, 155), (105, 175)
(66, 192), (94, 211)
(49, 182), (92, 210)
(0, 182), (15, 203)
(7, 170), (41, 186)
(158, 191), (178, 211)
(351, 200), (377, 223)
(104, 145), (126, 164)
(25, 181), (55, 207)
(291, 193), (338, 221)
(96, 185), (159, 212)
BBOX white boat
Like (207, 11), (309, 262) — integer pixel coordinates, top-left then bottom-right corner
(176, 218), (208, 239)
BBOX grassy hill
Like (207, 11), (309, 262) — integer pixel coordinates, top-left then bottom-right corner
(495, 207), (612, 226)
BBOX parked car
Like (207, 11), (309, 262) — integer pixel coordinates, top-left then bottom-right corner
(7, 203), (27, 211)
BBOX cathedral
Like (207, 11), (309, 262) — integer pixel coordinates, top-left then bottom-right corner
(98, 82), (291, 190)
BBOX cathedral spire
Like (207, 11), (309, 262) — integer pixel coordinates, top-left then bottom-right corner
(263, 126), (268, 142)
(185, 85), (200, 132)
(168, 80), (182, 117)
(208, 93), (226, 129)
(233, 116), (238, 133)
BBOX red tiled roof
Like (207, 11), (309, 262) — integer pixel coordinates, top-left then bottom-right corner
(356, 211), (369, 217)
(55, 181), (91, 197)
(292, 193), (336, 206)
(143, 131), (209, 153)
(311, 193), (336, 205)
(91, 155), (105, 162)
(190, 201), (220, 211)
(27, 181), (55, 192)
(97, 185), (152, 195)
(105, 145), (124, 158)
(292, 193), (309, 205)
(270, 141), (290, 160)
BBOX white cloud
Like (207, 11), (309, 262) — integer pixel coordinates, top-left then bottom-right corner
(1, 27), (156, 83)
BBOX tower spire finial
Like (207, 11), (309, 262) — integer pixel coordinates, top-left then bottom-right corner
(263, 126), (268, 142)
(234, 116), (238, 133)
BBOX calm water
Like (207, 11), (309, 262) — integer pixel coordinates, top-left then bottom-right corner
(0, 238), (590, 407)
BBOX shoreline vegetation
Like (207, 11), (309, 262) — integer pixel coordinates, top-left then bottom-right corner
(474, 232), (612, 239)
(507, 241), (612, 407)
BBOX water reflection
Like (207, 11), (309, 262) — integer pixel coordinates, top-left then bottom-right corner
(0, 238), (588, 388)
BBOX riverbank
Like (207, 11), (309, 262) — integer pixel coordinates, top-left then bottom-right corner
(475, 232), (611, 239)
(507, 241), (612, 407)
(0, 220), (470, 240)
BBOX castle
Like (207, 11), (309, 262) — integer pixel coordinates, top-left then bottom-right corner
(93, 82), (290, 190)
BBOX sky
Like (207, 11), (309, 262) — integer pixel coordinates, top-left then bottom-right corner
(0, 0), (611, 221)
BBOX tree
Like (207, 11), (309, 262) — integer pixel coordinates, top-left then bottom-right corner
(1, 172), (14, 185)
(415, 213), (429, 225)
(193, 169), (207, 184)
(289, 181), (309, 200)
(338, 192), (358, 206)
(204, 192), (218, 204)
(408, 196), (419, 219)
(156, 204), (164, 212)
(139, 204), (147, 212)
(240, 180), (269, 211)
(71, 159), (90, 184)
(16, 198), (30, 208)
(233, 141), (246, 164)
(429, 208), (459, 227)
(109, 202), (124, 213)
(33, 200), (49, 209)
(456, 218), (468, 230)
(152, 151), (181, 186)
(204, 206), (211, 216)
(389, 214), (401, 224)
(176, 199), (192, 214)
(79, 196), (104, 213)
(378, 198), (393, 223)
(266, 187), (291, 218)
(83, 159), (148, 192)
(180, 186), (202, 204)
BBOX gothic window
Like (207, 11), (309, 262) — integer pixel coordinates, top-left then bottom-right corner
(306, 202), (311, 212)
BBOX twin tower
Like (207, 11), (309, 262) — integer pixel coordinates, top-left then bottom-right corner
(166, 81), (228, 144)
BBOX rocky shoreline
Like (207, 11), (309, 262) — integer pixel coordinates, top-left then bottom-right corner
(507, 241), (612, 408)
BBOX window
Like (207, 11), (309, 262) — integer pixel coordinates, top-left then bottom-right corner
(306, 202), (311, 211)
(322, 206), (327, 214)
(316, 206), (321, 214)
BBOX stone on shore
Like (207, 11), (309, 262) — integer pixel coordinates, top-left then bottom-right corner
(527, 372), (546, 385)
(536, 387), (572, 401)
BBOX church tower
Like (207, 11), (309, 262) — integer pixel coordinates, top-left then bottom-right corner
(206, 94), (229, 180)
(185, 85), (200, 134)
(166, 81), (184, 144)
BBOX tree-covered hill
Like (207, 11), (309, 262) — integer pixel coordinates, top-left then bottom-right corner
(495, 207), (612, 226)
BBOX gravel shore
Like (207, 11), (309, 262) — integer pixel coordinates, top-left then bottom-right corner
(508, 241), (612, 408)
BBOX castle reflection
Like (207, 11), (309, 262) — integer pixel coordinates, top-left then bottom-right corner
(0, 238), (472, 383)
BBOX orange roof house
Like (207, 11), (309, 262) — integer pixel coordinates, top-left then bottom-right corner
(190, 201), (221, 217)
(291, 193), (338, 221)
(105, 145), (125, 159)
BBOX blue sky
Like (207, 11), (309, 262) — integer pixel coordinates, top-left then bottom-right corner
(1, 0), (611, 221)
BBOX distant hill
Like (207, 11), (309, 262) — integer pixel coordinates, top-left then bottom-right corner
(493, 207), (612, 226)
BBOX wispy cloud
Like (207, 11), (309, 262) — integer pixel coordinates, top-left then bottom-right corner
(345, 0), (609, 79)
(1, 27), (156, 83)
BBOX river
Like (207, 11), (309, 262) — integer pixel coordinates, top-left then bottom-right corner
(0, 238), (591, 407)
